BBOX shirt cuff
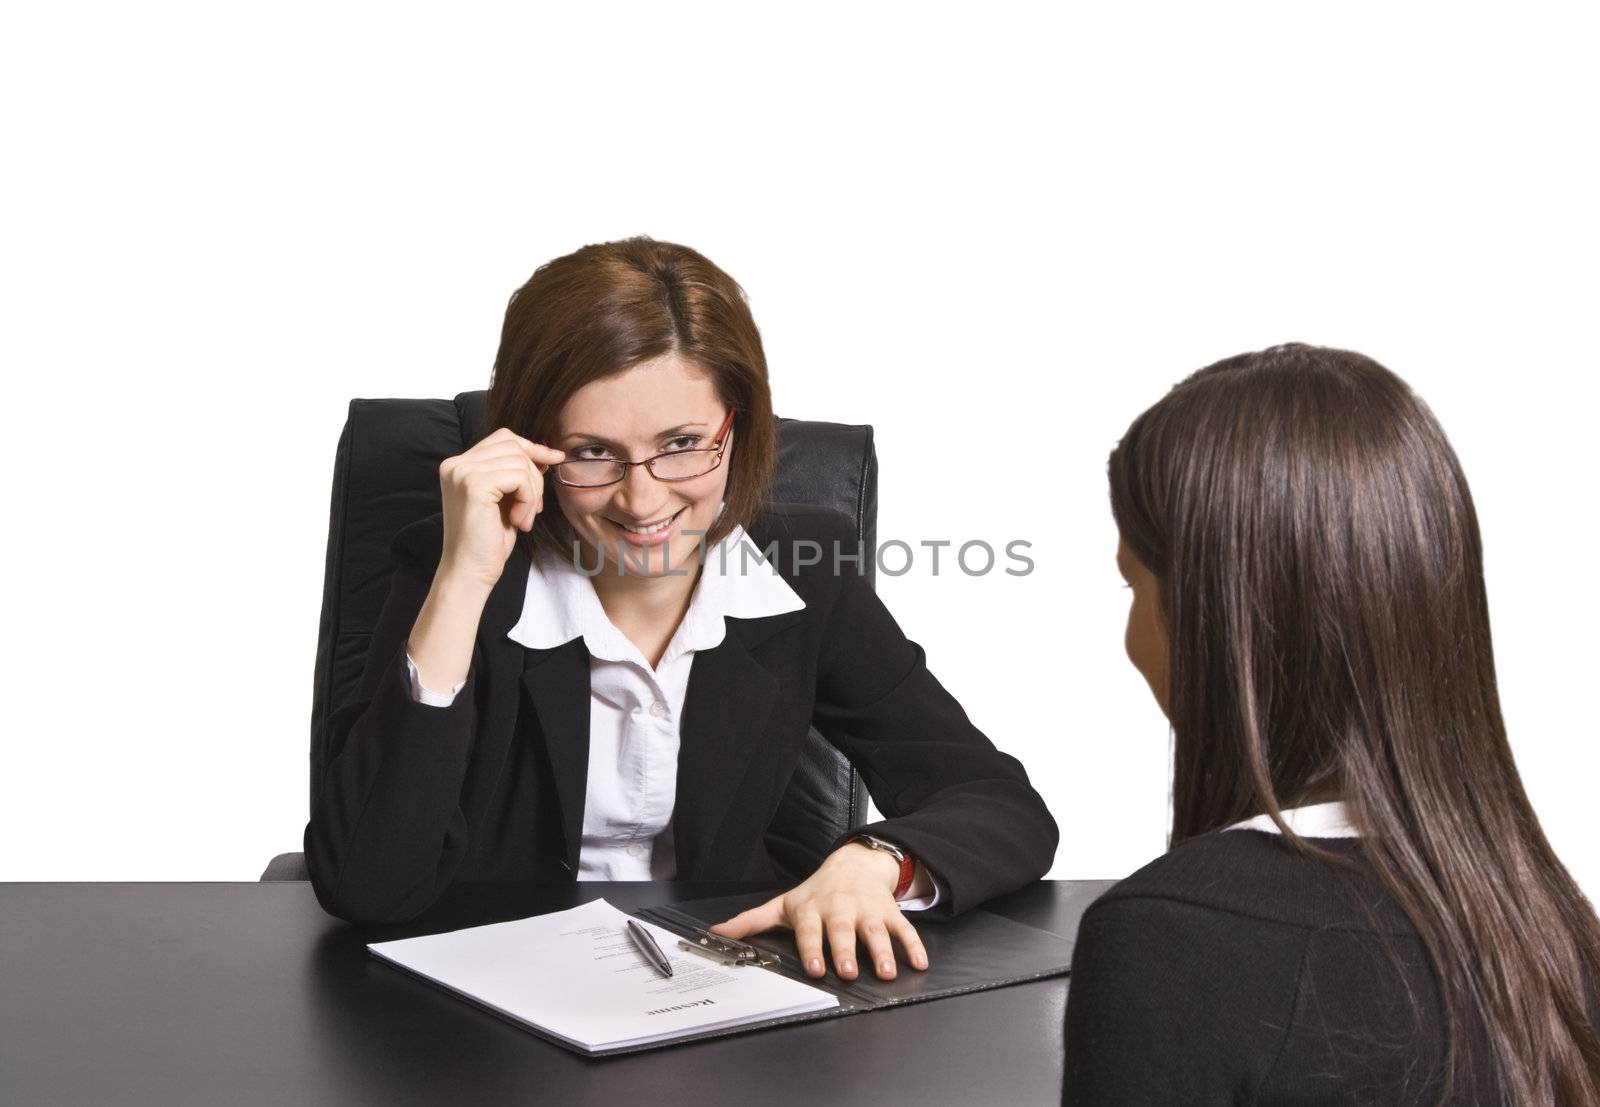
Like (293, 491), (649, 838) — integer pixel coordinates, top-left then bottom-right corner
(405, 651), (465, 707)
(895, 860), (941, 912)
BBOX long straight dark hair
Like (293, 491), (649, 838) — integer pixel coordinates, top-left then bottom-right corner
(1107, 344), (1600, 1103)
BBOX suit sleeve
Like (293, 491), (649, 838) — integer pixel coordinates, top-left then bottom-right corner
(1062, 896), (1306, 1104)
(808, 526), (1059, 917)
(303, 521), (482, 924)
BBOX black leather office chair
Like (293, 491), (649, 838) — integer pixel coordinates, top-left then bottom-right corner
(262, 391), (877, 881)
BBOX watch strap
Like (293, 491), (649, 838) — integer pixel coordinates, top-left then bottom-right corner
(850, 834), (917, 899)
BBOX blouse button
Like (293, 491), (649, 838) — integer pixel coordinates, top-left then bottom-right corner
(649, 701), (668, 718)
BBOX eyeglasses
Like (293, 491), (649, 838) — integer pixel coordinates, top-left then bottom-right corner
(552, 410), (737, 488)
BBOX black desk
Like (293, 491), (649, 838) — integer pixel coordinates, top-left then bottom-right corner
(1, 879), (1115, 1106)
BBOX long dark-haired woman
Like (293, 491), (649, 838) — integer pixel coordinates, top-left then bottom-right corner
(1063, 345), (1600, 1104)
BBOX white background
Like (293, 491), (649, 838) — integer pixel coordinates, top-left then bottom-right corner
(3, 3), (1595, 898)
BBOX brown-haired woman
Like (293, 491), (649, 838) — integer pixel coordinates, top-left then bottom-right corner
(305, 237), (1058, 983)
(1063, 344), (1600, 1103)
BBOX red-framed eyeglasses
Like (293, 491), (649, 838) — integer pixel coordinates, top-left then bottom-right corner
(552, 409), (737, 488)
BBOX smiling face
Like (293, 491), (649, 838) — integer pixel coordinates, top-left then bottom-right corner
(1116, 535), (1171, 717)
(551, 353), (733, 578)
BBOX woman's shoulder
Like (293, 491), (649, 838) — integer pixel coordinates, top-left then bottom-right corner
(1088, 829), (1415, 937)
(1067, 833), (1476, 1104)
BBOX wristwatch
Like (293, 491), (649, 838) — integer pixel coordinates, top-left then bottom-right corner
(849, 834), (916, 899)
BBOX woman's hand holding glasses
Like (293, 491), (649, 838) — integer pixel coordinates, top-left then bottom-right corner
(437, 427), (565, 592)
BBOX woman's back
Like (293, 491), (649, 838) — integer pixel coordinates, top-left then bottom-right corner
(1088, 343), (1600, 1100)
(1063, 826), (1496, 1105)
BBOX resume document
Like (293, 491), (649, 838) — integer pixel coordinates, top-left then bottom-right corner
(367, 898), (837, 1053)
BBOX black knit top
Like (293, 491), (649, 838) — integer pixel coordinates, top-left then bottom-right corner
(1062, 828), (1500, 1105)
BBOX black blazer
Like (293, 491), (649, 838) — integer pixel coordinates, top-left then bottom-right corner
(305, 503), (1059, 924)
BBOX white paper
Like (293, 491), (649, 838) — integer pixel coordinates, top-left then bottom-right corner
(367, 898), (837, 1052)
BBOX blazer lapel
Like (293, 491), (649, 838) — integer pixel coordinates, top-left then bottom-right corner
(485, 535), (591, 873)
(672, 610), (804, 878)
(521, 639), (591, 873)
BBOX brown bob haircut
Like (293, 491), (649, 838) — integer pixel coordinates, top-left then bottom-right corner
(484, 236), (776, 561)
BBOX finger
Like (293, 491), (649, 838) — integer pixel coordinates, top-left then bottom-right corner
(469, 429), (565, 465)
(465, 467), (542, 529)
(794, 910), (825, 977)
(708, 898), (784, 940)
(511, 497), (537, 531)
(517, 438), (566, 467)
(859, 919), (897, 980)
(496, 472), (539, 531)
(467, 441), (565, 472)
(826, 916), (859, 979)
(888, 913), (929, 971)
(456, 462), (536, 493)
(484, 426), (563, 456)
(517, 457), (543, 529)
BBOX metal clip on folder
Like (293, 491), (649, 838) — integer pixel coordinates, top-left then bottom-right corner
(675, 927), (781, 969)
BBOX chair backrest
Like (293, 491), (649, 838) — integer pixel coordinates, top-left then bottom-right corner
(309, 391), (876, 877)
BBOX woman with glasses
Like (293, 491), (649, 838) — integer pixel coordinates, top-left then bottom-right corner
(1063, 344), (1600, 1103)
(305, 237), (1058, 983)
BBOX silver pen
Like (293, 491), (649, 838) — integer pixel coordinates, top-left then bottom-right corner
(626, 919), (674, 978)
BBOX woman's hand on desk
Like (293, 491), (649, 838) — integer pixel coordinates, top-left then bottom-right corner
(707, 842), (930, 981)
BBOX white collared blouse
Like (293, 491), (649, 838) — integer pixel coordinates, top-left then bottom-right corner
(403, 525), (937, 906)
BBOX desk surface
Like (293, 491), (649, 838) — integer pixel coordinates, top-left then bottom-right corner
(1, 879), (1115, 1107)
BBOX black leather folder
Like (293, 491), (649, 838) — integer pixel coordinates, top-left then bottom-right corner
(577, 889), (1080, 1057)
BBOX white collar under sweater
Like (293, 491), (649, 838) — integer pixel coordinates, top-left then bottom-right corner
(1224, 800), (1360, 838)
